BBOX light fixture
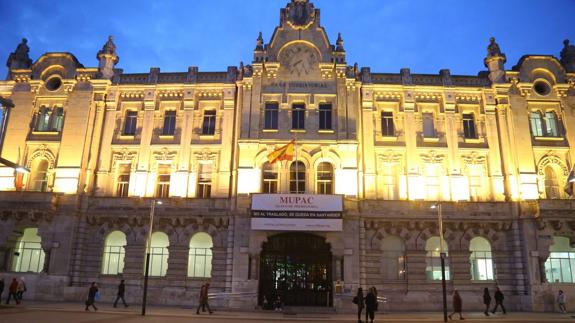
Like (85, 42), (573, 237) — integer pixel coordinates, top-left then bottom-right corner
(0, 157), (30, 174)
(156, 201), (163, 205)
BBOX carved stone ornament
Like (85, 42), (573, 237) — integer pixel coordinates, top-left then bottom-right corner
(26, 144), (56, 169)
(153, 147), (177, 162)
(462, 152), (487, 165)
(193, 149), (218, 169)
(420, 150), (445, 164)
(112, 148), (137, 163)
(537, 155), (570, 176)
(378, 152), (403, 165)
(285, 0), (316, 30)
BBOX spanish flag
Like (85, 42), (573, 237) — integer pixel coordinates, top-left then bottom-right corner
(267, 140), (295, 164)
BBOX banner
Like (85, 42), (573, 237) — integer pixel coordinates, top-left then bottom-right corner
(251, 194), (343, 231)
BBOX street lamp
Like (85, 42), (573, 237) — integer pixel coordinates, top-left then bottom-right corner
(142, 199), (162, 316)
(431, 202), (448, 322)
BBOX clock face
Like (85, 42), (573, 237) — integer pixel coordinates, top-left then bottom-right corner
(279, 44), (319, 77)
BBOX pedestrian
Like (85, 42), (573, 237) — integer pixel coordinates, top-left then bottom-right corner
(274, 295), (283, 312)
(0, 277), (4, 301)
(491, 287), (506, 314)
(557, 290), (567, 313)
(196, 283), (213, 315)
(482, 287), (491, 316)
(5, 278), (19, 305)
(16, 277), (26, 302)
(353, 287), (364, 323)
(365, 287), (377, 323)
(113, 279), (128, 308)
(448, 289), (464, 320)
(84, 282), (99, 311)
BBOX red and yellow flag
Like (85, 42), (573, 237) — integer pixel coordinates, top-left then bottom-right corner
(267, 140), (295, 164)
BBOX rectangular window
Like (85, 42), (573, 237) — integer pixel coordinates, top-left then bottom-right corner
(545, 252), (575, 283)
(202, 110), (216, 135)
(162, 110), (176, 136)
(50, 107), (64, 132)
(264, 102), (279, 130)
(123, 111), (138, 135)
(35, 107), (51, 132)
(262, 164), (279, 193)
(197, 163), (212, 198)
(545, 111), (559, 137)
(470, 251), (494, 280)
(381, 111), (395, 136)
(319, 103), (332, 130)
(530, 112), (544, 137)
(116, 164), (131, 197)
(292, 103), (305, 130)
(156, 165), (170, 198)
(426, 254), (451, 281)
(102, 245), (125, 275)
(11, 241), (45, 273)
(462, 113), (477, 139)
(422, 112), (436, 138)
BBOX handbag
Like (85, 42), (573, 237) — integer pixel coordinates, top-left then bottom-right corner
(95, 292), (101, 301)
(352, 296), (358, 304)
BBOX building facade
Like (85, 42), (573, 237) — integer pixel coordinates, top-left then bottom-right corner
(1, 0), (575, 312)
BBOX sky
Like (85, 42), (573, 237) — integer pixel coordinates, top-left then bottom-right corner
(0, 0), (574, 78)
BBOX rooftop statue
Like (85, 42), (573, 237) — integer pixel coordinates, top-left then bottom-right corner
(487, 37), (505, 59)
(98, 36), (118, 58)
(6, 38), (32, 69)
(560, 39), (575, 72)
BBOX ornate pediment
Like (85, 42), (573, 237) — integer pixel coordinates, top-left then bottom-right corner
(420, 150), (445, 164)
(462, 152), (487, 165)
(112, 148), (137, 163)
(153, 147), (177, 161)
(538, 154), (569, 176)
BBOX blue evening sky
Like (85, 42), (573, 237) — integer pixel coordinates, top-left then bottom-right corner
(0, 0), (573, 77)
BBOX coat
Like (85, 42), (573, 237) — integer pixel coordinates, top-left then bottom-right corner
(199, 285), (209, 304)
(9, 279), (18, 293)
(117, 282), (125, 296)
(365, 292), (377, 311)
(483, 293), (491, 305)
(494, 290), (504, 302)
(453, 293), (462, 312)
(87, 286), (98, 301)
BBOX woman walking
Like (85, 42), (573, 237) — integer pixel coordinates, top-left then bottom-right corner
(483, 288), (491, 316)
(84, 282), (99, 311)
(448, 289), (464, 320)
(557, 290), (567, 313)
(353, 287), (364, 323)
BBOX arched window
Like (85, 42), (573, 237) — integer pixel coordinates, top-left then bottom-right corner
(425, 236), (450, 280)
(290, 161), (306, 194)
(11, 228), (45, 273)
(188, 232), (213, 278)
(28, 159), (49, 192)
(146, 232), (169, 277)
(316, 162), (333, 194)
(530, 111), (544, 137)
(381, 236), (406, 280)
(545, 236), (575, 283)
(544, 166), (561, 199)
(469, 237), (494, 280)
(262, 162), (279, 193)
(101, 231), (127, 275)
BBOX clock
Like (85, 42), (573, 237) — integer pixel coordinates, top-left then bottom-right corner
(279, 44), (319, 77)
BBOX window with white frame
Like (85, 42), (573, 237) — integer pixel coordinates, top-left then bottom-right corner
(202, 110), (216, 135)
(316, 162), (333, 194)
(116, 164), (131, 197)
(156, 165), (171, 198)
(162, 110), (176, 136)
(422, 112), (436, 138)
(146, 232), (169, 277)
(123, 110), (138, 135)
(469, 237), (494, 280)
(425, 236), (450, 280)
(264, 102), (279, 130)
(101, 231), (126, 275)
(319, 103), (332, 130)
(262, 162), (279, 193)
(28, 159), (49, 192)
(381, 235), (406, 280)
(197, 163), (212, 198)
(188, 232), (213, 278)
(545, 236), (575, 283)
(290, 161), (306, 194)
(34, 106), (64, 132)
(381, 111), (395, 136)
(530, 111), (544, 137)
(11, 228), (45, 273)
(545, 111), (559, 137)
(424, 164), (441, 201)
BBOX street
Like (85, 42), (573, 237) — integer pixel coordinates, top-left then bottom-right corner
(1, 302), (574, 323)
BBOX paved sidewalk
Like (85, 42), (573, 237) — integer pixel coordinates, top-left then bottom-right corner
(1, 301), (575, 322)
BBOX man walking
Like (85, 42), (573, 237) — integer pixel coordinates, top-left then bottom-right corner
(5, 278), (19, 305)
(492, 287), (506, 314)
(196, 283), (213, 315)
(84, 282), (99, 311)
(113, 279), (128, 308)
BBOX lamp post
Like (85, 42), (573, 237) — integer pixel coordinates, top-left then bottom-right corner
(431, 202), (448, 322)
(142, 199), (162, 316)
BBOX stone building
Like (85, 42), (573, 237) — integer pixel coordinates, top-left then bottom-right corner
(1, 0), (575, 312)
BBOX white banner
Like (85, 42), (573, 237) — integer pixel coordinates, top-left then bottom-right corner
(251, 194), (343, 231)
(251, 194), (343, 212)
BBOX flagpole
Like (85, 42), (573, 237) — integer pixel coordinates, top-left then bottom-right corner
(294, 132), (298, 194)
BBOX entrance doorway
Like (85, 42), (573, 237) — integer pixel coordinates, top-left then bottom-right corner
(259, 232), (332, 307)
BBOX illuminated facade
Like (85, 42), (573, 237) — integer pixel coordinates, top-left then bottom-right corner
(1, 0), (575, 312)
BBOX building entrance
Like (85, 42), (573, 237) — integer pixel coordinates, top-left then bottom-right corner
(259, 232), (332, 307)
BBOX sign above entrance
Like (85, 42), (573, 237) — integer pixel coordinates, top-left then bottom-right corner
(251, 194), (343, 232)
